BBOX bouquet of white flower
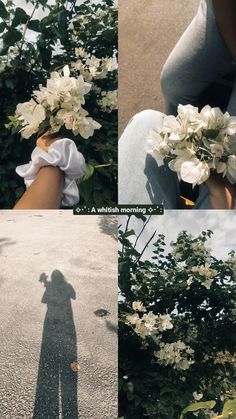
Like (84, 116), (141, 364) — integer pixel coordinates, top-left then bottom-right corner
(6, 65), (101, 140)
(147, 104), (236, 186)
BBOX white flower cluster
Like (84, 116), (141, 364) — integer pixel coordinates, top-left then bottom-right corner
(226, 254), (236, 275)
(126, 302), (173, 340)
(191, 263), (217, 278)
(111, 0), (118, 10)
(187, 263), (218, 289)
(171, 235), (210, 261)
(72, 50), (118, 82)
(214, 351), (236, 366)
(154, 340), (195, 370)
(71, 51), (118, 114)
(98, 90), (118, 113)
(147, 104), (236, 186)
(10, 65), (101, 139)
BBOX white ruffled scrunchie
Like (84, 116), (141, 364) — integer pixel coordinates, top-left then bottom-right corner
(16, 138), (86, 207)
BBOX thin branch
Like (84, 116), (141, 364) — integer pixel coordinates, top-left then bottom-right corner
(133, 215), (151, 249)
(121, 215), (131, 256)
(18, 3), (37, 58)
(134, 229), (157, 266)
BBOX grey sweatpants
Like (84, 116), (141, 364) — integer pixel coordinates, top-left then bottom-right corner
(161, 0), (236, 115)
(119, 0), (236, 208)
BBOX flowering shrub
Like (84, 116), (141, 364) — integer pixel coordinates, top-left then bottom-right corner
(147, 104), (236, 186)
(119, 216), (236, 419)
(0, 0), (117, 208)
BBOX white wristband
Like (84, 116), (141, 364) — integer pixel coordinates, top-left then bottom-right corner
(16, 138), (86, 207)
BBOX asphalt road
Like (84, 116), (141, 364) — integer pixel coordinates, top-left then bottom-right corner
(119, 0), (199, 133)
(0, 212), (117, 419)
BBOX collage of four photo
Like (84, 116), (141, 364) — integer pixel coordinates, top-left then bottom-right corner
(1, 0), (236, 418)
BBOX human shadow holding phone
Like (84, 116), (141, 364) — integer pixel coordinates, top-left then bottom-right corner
(33, 270), (78, 419)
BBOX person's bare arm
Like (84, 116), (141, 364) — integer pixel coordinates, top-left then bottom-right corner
(14, 134), (63, 209)
(213, 0), (236, 61)
(14, 165), (64, 209)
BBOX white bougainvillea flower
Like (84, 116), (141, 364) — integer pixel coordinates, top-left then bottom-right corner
(176, 104), (204, 137)
(169, 148), (195, 167)
(162, 115), (184, 140)
(180, 158), (210, 186)
(142, 312), (158, 331)
(186, 276), (193, 289)
(126, 313), (140, 325)
(192, 263), (217, 278)
(200, 105), (236, 136)
(202, 279), (213, 289)
(209, 143), (224, 157)
(158, 314), (174, 331)
(75, 47), (88, 58)
(193, 392), (203, 401)
(103, 56), (118, 72)
(77, 115), (102, 139)
(98, 90), (118, 113)
(132, 301), (146, 312)
(147, 130), (170, 166)
(16, 100), (45, 139)
(49, 115), (63, 133)
(168, 148), (209, 185)
(216, 160), (227, 176)
(86, 55), (102, 77)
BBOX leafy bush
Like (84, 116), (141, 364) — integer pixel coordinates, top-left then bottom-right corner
(0, 0), (117, 208)
(119, 215), (236, 419)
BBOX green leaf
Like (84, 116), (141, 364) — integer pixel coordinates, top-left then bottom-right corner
(5, 78), (15, 89)
(2, 28), (22, 51)
(123, 230), (136, 238)
(57, 8), (68, 42)
(78, 163), (94, 183)
(0, 21), (6, 32)
(222, 398), (236, 419)
(127, 381), (133, 394)
(12, 8), (29, 27)
(0, 0), (9, 19)
(27, 19), (41, 32)
(180, 401), (216, 419)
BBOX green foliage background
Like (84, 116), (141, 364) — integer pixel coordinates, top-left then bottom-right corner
(0, 0), (117, 208)
(119, 215), (236, 419)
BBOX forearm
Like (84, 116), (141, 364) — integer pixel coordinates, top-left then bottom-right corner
(213, 0), (236, 61)
(14, 165), (64, 209)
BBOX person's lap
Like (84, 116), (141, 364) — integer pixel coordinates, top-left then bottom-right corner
(118, 109), (212, 209)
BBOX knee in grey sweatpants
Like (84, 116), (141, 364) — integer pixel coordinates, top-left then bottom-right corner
(161, 0), (236, 115)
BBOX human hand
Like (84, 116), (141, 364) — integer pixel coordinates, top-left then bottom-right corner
(205, 173), (236, 209)
(36, 132), (62, 152)
(39, 272), (48, 283)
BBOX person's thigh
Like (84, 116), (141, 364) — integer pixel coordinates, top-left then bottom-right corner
(118, 110), (180, 208)
(161, 0), (236, 114)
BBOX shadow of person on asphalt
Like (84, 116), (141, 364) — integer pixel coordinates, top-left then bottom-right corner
(33, 270), (78, 419)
